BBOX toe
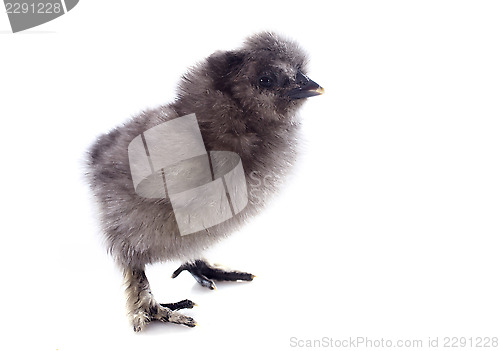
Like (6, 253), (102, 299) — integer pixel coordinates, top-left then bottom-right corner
(192, 274), (217, 290)
(160, 299), (197, 310)
(131, 311), (151, 332)
(167, 311), (197, 327)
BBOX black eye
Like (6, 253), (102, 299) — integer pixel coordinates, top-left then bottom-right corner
(258, 76), (274, 88)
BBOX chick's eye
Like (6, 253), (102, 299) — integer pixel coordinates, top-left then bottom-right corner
(259, 76), (274, 88)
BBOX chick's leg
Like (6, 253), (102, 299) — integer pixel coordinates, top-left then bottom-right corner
(171, 260), (255, 290)
(124, 268), (197, 332)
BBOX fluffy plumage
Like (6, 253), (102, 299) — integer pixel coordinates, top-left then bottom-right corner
(86, 31), (322, 331)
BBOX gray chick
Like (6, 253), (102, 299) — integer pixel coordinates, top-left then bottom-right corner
(86, 31), (323, 332)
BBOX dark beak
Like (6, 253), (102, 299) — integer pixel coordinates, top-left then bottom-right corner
(287, 70), (324, 99)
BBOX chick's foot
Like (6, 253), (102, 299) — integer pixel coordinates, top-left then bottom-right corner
(132, 302), (197, 332)
(171, 260), (255, 290)
(125, 268), (197, 332)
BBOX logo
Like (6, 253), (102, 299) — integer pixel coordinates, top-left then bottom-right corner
(128, 114), (249, 236)
(3, 0), (79, 33)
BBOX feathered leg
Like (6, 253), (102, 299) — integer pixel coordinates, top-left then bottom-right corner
(124, 268), (197, 332)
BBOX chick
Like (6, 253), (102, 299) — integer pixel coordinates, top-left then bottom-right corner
(86, 32), (323, 332)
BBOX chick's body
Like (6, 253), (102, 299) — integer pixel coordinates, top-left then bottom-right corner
(86, 32), (322, 331)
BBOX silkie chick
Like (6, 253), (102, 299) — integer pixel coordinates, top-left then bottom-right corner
(86, 31), (323, 332)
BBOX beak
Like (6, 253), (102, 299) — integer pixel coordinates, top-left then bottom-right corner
(287, 70), (324, 99)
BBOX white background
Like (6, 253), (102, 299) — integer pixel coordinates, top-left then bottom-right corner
(1, 1), (499, 350)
